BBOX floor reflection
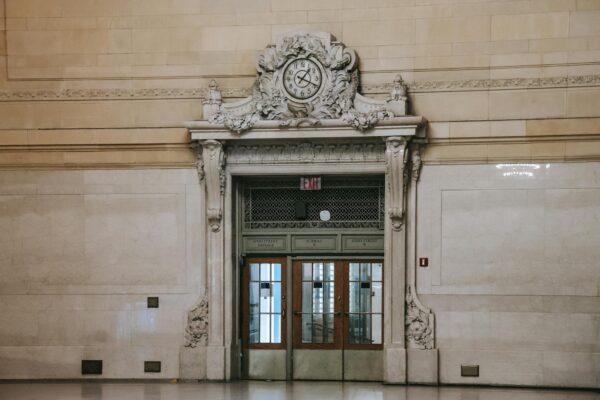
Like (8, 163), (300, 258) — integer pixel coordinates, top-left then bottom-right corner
(0, 381), (598, 400)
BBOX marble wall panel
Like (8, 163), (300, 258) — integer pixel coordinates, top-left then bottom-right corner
(0, 168), (204, 379)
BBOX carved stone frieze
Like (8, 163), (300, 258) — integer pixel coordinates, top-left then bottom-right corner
(385, 137), (408, 231)
(202, 140), (225, 232)
(405, 286), (434, 350)
(184, 297), (209, 348)
(2, 74), (599, 102)
(226, 141), (386, 164)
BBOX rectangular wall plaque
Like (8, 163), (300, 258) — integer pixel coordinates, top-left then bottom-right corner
(243, 236), (287, 252)
(144, 361), (162, 373)
(292, 235), (337, 251)
(342, 235), (384, 251)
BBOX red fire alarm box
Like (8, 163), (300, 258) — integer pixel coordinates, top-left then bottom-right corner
(419, 257), (429, 267)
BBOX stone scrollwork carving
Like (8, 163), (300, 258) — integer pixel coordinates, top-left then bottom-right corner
(386, 137), (408, 231)
(406, 286), (434, 350)
(203, 32), (404, 133)
(202, 140), (225, 232)
(411, 145), (422, 183)
(184, 297), (209, 348)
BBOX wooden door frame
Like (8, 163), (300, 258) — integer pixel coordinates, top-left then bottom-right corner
(242, 256), (288, 350)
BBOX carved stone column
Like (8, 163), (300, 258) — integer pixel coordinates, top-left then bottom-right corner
(405, 145), (438, 384)
(383, 136), (409, 383)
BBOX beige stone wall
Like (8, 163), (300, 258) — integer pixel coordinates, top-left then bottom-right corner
(0, 0), (599, 167)
(0, 0), (599, 386)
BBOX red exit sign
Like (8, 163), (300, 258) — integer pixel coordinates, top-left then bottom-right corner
(300, 176), (321, 190)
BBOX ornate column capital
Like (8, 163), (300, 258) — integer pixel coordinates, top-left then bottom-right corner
(385, 137), (409, 231)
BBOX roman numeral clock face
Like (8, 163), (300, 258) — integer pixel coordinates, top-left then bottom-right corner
(283, 58), (323, 101)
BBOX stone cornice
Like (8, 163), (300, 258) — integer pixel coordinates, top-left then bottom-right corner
(1, 75), (599, 102)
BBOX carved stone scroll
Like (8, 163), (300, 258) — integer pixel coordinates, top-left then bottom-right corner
(385, 137), (408, 231)
(184, 297), (209, 348)
(202, 140), (225, 232)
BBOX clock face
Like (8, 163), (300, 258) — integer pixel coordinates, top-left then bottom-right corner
(283, 58), (323, 101)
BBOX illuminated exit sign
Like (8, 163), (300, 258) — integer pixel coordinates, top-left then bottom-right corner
(300, 176), (321, 190)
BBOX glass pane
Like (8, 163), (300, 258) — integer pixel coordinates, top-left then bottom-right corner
(372, 314), (382, 344)
(349, 282), (360, 313)
(302, 314), (312, 343)
(312, 282), (323, 313)
(272, 263), (281, 282)
(249, 313), (259, 343)
(323, 282), (334, 313)
(249, 282), (259, 314)
(323, 313), (334, 343)
(348, 314), (372, 344)
(372, 263), (382, 281)
(272, 283), (281, 313)
(302, 263), (312, 280)
(324, 262), (334, 281)
(260, 314), (270, 343)
(349, 263), (360, 281)
(348, 313), (359, 344)
(250, 263), (259, 281)
(260, 263), (270, 281)
(313, 263), (323, 281)
(271, 314), (281, 343)
(372, 282), (382, 313)
(360, 283), (372, 313)
(312, 313), (323, 343)
(360, 263), (370, 281)
(260, 285), (270, 313)
(302, 282), (313, 313)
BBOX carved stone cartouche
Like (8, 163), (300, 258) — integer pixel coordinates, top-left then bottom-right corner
(203, 32), (404, 133)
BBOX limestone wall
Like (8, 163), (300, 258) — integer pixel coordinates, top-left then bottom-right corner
(0, 0), (598, 386)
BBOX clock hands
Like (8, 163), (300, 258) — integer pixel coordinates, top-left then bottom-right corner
(295, 70), (319, 88)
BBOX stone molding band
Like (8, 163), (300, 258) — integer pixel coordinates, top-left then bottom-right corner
(1, 74), (599, 102)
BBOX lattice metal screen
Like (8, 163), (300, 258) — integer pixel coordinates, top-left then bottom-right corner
(243, 176), (385, 230)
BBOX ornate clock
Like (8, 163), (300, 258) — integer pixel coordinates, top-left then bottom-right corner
(282, 58), (323, 101)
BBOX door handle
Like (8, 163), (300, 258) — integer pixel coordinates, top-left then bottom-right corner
(282, 308), (286, 319)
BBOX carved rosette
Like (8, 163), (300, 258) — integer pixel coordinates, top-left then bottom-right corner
(385, 137), (408, 231)
(184, 298), (209, 348)
(202, 140), (225, 232)
(405, 286), (434, 350)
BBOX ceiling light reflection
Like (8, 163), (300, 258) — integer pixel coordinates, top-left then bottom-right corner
(495, 163), (541, 177)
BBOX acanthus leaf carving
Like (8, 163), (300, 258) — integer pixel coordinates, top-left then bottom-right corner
(406, 286), (434, 350)
(184, 297), (209, 348)
(385, 137), (408, 231)
(202, 140), (225, 232)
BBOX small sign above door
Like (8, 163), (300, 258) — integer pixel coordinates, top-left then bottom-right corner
(300, 176), (321, 190)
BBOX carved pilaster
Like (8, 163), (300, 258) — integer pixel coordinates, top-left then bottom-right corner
(202, 140), (225, 232)
(385, 137), (408, 231)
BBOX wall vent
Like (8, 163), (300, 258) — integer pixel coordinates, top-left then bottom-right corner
(461, 365), (479, 377)
(144, 361), (162, 373)
(81, 360), (103, 375)
(147, 297), (159, 308)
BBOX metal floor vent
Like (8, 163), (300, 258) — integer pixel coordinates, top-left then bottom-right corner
(243, 176), (384, 230)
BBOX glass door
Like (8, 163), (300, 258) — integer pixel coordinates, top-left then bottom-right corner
(291, 260), (383, 381)
(242, 257), (287, 380)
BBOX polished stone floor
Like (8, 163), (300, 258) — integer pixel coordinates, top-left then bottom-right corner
(0, 381), (598, 400)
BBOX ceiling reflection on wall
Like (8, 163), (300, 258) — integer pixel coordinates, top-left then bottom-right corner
(495, 163), (548, 177)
